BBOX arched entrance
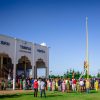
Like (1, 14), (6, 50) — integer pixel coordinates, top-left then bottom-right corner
(0, 53), (13, 80)
(16, 56), (32, 79)
(34, 59), (47, 78)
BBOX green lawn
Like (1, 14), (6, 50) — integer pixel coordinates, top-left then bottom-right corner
(0, 90), (100, 100)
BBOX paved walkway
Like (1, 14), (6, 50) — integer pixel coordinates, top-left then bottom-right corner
(0, 90), (33, 95)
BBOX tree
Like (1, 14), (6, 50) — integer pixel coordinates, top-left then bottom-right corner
(97, 72), (100, 78)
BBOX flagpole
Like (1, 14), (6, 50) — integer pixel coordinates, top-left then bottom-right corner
(86, 17), (89, 78)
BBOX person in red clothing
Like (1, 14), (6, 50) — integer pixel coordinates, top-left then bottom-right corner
(33, 79), (38, 97)
(72, 78), (77, 92)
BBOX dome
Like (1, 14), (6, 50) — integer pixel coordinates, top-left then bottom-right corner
(40, 42), (47, 46)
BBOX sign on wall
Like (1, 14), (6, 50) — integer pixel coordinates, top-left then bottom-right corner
(19, 45), (32, 54)
(37, 49), (45, 53)
(0, 40), (10, 46)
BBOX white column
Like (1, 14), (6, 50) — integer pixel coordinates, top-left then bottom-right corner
(34, 66), (35, 79)
(13, 38), (17, 90)
(34, 66), (37, 79)
(45, 67), (48, 78)
(0, 56), (3, 78)
(46, 67), (49, 78)
(34, 66), (36, 78)
(36, 66), (37, 78)
(32, 65), (34, 78)
(1, 56), (3, 69)
(47, 47), (49, 78)
(32, 47), (34, 78)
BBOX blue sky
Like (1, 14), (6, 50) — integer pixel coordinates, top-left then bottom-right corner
(0, 0), (100, 75)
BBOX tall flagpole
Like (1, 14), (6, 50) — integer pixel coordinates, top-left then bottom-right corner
(86, 17), (89, 78)
(79, 17), (89, 80)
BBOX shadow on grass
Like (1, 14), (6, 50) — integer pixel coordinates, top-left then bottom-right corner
(0, 93), (63, 99)
(45, 94), (63, 98)
(0, 94), (21, 99)
(47, 92), (63, 98)
(90, 91), (98, 93)
(0, 93), (33, 99)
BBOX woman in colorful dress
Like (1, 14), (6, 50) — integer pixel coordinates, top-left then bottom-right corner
(66, 79), (70, 92)
(62, 79), (66, 92)
(94, 80), (99, 91)
(55, 79), (58, 91)
(48, 79), (51, 91)
(52, 79), (56, 91)
(76, 80), (80, 92)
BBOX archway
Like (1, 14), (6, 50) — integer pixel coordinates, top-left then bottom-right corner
(0, 53), (13, 80)
(35, 59), (47, 78)
(16, 56), (32, 79)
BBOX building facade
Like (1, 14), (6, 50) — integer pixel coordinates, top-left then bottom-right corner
(0, 34), (49, 90)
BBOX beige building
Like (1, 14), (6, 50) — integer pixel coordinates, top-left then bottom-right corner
(0, 34), (49, 90)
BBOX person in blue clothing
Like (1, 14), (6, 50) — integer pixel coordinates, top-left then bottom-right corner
(31, 78), (34, 90)
(58, 78), (61, 91)
(40, 79), (46, 98)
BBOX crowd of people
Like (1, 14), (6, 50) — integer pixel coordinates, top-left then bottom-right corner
(32, 78), (100, 97)
(0, 78), (33, 90)
(0, 79), (12, 90)
(32, 78), (100, 94)
(0, 77), (100, 97)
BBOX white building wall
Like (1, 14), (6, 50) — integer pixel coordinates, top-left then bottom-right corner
(16, 39), (33, 64)
(0, 35), (15, 64)
(0, 34), (49, 78)
(33, 43), (49, 78)
(33, 43), (49, 68)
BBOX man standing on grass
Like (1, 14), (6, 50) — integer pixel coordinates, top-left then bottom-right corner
(40, 79), (46, 98)
(86, 79), (90, 93)
(33, 79), (38, 97)
(72, 78), (77, 92)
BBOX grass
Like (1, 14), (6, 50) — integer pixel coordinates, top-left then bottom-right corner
(0, 90), (100, 100)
